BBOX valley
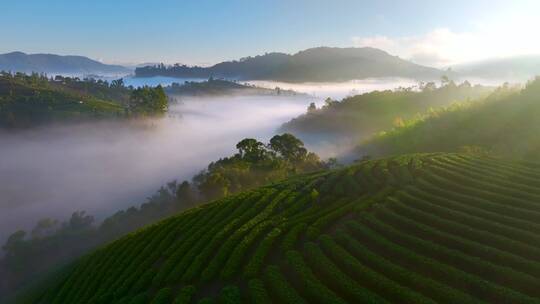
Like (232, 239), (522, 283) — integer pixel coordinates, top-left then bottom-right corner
(3, 2), (540, 303)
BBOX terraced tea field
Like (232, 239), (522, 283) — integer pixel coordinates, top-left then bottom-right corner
(26, 153), (540, 303)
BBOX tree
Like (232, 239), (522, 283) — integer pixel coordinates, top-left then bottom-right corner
(307, 102), (317, 114)
(176, 181), (196, 204)
(441, 75), (449, 85)
(324, 97), (335, 107)
(324, 157), (341, 169)
(111, 78), (124, 89)
(2, 230), (26, 257)
(421, 82), (437, 92)
(236, 138), (266, 161)
(31, 218), (59, 239)
(128, 86), (168, 115)
(268, 133), (308, 162)
(67, 211), (94, 231)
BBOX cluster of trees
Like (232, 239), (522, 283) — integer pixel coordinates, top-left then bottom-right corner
(127, 85), (168, 115)
(0, 133), (328, 299)
(0, 71), (169, 127)
(135, 63), (210, 78)
(193, 133), (326, 199)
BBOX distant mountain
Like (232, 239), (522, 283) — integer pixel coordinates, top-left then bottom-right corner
(0, 52), (131, 76)
(452, 55), (540, 81)
(135, 47), (443, 82)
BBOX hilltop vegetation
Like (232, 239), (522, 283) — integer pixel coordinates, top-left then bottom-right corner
(361, 77), (540, 159)
(281, 80), (493, 144)
(21, 153), (540, 303)
(0, 72), (167, 127)
(135, 47), (443, 82)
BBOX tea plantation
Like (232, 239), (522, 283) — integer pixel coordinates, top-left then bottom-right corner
(24, 153), (540, 303)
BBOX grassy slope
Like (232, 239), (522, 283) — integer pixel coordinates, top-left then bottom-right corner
(22, 153), (540, 303)
(0, 77), (125, 127)
(361, 79), (540, 159)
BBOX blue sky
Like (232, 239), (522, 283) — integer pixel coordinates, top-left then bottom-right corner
(1, 0), (539, 66)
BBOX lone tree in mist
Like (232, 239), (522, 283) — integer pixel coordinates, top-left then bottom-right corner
(127, 85), (168, 116)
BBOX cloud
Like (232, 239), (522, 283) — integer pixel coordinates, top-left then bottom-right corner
(352, 15), (540, 67)
(352, 28), (480, 67)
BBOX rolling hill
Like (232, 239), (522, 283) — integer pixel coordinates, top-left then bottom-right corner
(0, 73), (126, 127)
(135, 47), (444, 82)
(281, 81), (493, 146)
(0, 52), (131, 76)
(22, 153), (540, 303)
(361, 77), (540, 159)
(0, 73), (167, 128)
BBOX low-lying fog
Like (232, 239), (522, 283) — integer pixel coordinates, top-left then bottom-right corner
(0, 95), (319, 243)
(0, 77), (453, 243)
(246, 78), (419, 100)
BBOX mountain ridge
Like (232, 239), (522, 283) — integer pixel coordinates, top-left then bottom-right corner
(0, 52), (131, 76)
(135, 47), (444, 82)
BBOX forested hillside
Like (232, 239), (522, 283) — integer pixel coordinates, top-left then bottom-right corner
(0, 72), (167, 127)
(281, 80), (493, 144)
(20, 153), (540, 303)
(361, 77), (540, 159)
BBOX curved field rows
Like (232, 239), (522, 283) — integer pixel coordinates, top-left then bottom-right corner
(26, 153), (540, 303)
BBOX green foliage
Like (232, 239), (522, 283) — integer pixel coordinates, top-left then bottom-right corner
(219, 285), (242, 304)
(263, 266), (306, 304)
(333, 231), (479, 304)
(243, 227), (282, 278)
(173, 285), (196, 304)
(303, 241), (390, 303)
(0, 72), (129, 127)
(150, 287), (173, 304)
(194, 133), (324, 200)
(127, 85), (168, 115)
(282, 81), (493, 143)
(363, 79), (540, 159)
(129, 292), (148, 304)
(285, 250), (346, 304)
(247, 279), (272, 304)
(280, 223), (307, 252)
(0, 72), (172, 128)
